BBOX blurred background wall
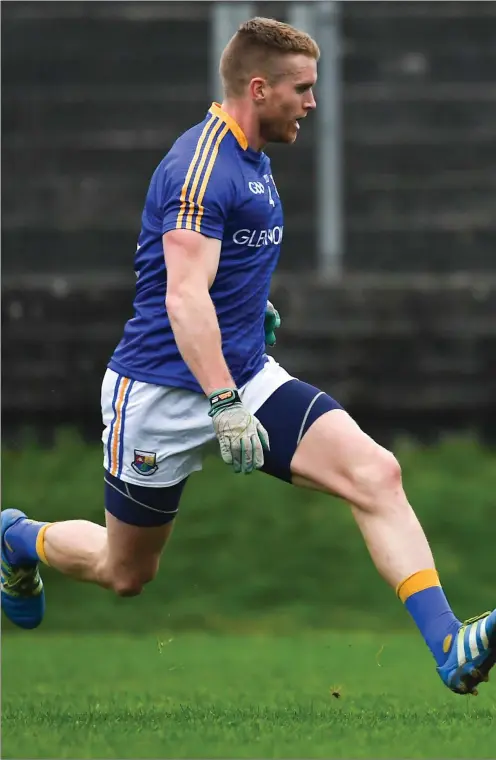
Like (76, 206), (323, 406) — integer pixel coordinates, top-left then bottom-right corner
(3, 0), (496, 442)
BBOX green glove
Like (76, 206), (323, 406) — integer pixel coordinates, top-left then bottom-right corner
(264, 300), (281, 346)
(208, 388), (270, 474)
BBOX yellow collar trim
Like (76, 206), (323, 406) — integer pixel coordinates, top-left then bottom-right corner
(209, 102), (248, 151)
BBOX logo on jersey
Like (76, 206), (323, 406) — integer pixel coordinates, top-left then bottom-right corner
(233, 226), (284, 248)
(248, 181), (265, 195)
(131, 450), (158, 476)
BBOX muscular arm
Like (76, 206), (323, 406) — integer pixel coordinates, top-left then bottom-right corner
(163, 228), (234, 396)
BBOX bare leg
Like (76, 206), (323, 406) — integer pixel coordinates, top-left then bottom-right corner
(290, 409), (434, 588)
(42, 514), (174, 596)
(288, 407), (496, 695)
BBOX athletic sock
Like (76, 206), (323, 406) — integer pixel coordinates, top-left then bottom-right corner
(3, 518), (51, 566)
(397, 569), (461, 667)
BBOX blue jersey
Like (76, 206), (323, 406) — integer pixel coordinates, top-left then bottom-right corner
(109, 103), (284, 393)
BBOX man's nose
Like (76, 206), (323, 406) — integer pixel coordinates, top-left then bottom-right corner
(305, 90), (317, 110)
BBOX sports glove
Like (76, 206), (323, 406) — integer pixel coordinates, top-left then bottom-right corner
(208, 388), (270, 474)
(264, 300), (281, 346)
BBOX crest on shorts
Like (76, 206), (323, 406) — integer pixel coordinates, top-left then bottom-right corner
(131, 449), (158, 476)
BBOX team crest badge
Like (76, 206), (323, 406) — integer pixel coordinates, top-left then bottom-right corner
(131, 450), (158, 476)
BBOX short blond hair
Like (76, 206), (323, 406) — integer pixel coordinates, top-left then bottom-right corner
(219, 17), (320, 98)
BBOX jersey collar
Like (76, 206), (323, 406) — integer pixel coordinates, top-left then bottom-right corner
(209, 102), (248, 151)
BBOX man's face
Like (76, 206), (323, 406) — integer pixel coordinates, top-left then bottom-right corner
(255, 54), (318, 145)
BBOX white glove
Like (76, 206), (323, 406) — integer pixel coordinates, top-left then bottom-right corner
(208, 389), (270, 474)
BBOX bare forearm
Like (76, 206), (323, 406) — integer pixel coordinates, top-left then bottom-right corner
(166, 289), (234, 395)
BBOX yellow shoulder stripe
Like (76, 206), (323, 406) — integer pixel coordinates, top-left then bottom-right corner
(183, 118), (226, 231)
(176, 115), (219, 229)
(194, 124), (229, 232)
(176, 115), (230, 233)
(175, 105), (247, 232)
(209, 102), (248, 150)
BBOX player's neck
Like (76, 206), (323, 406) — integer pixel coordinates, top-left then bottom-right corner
(220, 99), (264, 152)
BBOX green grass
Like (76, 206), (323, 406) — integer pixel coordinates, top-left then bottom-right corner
(3, 632), (495, 758)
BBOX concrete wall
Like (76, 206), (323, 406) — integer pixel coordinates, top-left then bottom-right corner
(3, 1), (495, 274)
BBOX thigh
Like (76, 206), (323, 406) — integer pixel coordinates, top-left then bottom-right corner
(290, 408), (395, 503)
(252, 377), (343, 483)
(103, 472), (188, 576)
(105, 511), (174, 568)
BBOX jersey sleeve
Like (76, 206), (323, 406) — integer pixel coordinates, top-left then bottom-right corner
(160, 125), (234, 240)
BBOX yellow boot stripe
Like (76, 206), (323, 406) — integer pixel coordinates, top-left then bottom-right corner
(396, 568), (440, 603)
(36, 523), (52, 566)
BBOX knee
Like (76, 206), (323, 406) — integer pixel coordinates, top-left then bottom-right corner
(349, 448), (403, 511)
(109, 563), (159, 598)
(112, 580), (143, 598)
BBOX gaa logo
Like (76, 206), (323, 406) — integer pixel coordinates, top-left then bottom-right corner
(248, 181), (265, 195)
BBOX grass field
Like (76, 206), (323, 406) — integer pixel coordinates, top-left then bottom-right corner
(2, 632), (495, 759)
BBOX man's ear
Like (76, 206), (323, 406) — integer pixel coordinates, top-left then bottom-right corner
(249, 77), (266, 102)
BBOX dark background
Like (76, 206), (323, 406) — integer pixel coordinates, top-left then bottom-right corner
(3, 0), (496, 443)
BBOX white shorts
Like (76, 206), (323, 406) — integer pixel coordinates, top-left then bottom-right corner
(101, 356), (294, 487)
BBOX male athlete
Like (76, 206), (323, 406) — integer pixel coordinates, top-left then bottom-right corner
(2, 17), (494, 695)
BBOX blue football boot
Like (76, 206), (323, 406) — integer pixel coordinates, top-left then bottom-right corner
(1, 509), (45, 629)
(437, 610), (496, 695)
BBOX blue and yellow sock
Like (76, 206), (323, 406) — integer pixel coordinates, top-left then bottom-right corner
(3, 518), (51, 566)
(397, 569), (461, 667)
